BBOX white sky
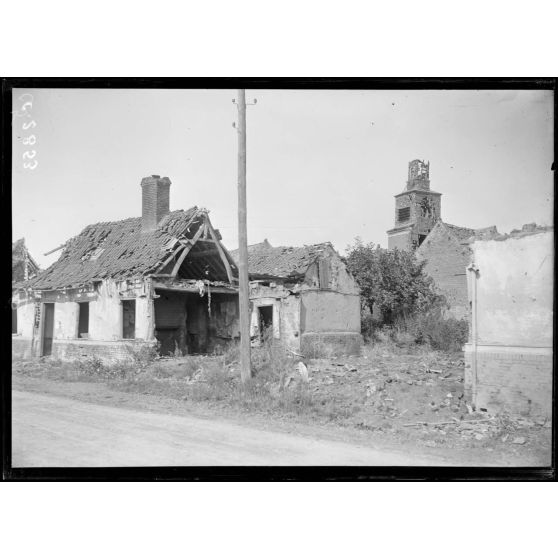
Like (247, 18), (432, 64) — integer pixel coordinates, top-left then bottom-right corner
(12, 88), (554, 268)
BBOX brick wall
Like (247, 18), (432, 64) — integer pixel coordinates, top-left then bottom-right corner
(141, 175), (170, 231)
(464, 345), (552, 417)
(416, 224), (470, 319)
(51, 339), (156, 363)
(301, 332), (362, 357)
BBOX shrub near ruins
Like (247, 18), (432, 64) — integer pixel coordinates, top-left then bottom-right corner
(345, 238), (467, 351)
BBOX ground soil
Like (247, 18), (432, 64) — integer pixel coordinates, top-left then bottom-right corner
(12, 346), (552, 467)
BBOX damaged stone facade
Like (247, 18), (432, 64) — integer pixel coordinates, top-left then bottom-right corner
(464, 225), (553, 418)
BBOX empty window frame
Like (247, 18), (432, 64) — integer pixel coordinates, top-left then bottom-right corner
(122, 300), (136, 339)
(398, 207), (411, 222)
(12, 308), (17, 334)
(77, 302), (89, 338)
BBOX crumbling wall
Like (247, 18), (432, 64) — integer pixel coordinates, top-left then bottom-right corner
(416, 223), (471, 319)
(464, 230), (553, 417)
(328, 251), (359, 294)
(207, 294), (240, 353)
(248, 283), (301, 350)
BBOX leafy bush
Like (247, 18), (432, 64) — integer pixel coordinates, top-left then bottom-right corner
(345, 239), (446, 325)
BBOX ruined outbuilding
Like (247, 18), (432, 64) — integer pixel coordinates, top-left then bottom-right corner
(231, 240), (362, 356)
(464, 224), (553, 418)
(12, 175), (240, 361)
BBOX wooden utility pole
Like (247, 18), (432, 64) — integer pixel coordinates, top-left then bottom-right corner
(236, 89), (251, 382)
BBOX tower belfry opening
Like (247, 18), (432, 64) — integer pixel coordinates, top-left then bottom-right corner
(387, 159), (442, 250)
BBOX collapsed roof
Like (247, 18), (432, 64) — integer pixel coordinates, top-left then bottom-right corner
(21, 208), (238, 291)
(230, 240), (335, 280)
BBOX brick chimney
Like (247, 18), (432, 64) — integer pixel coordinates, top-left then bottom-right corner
(141, 175), (171, 231)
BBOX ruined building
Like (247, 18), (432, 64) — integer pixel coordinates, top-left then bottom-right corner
(387, 160), (498, 319)
(464, 224), (553, 418)
(12, 176), (240, 360)
(231, 240), (362, 356)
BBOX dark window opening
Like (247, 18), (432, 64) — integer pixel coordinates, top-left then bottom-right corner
(418, 234), (427, 246)
(12, 308), (17, 334)
(258, 305), (273, 342)
(398, 207), (410, 222)
(122, 300), (136, 339)
(78, 302), (89, 338)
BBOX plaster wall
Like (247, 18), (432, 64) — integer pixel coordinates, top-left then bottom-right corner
(301, 290), (360, 333)
(15, 299), (36, 338)
(279, 295), (301, 350)
(12, 299), (37, 359)
(54, 302), (79, 339)
(465, 231), (553, 417)
(135, 295), (153, 341)
(89, 281), (126, 340)
(473, 232), (553, 347)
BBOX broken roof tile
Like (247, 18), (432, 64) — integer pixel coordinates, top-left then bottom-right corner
(23, 208), (202, 290)
(230, 241), (333, 279)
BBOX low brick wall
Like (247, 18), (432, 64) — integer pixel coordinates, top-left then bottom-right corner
(464, 344), (552, 418)
(301, 332), (362, 358)
(12, 336), (34, 359)
(51, 339), (156, 363)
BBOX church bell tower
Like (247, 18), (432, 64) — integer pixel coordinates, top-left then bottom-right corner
(387, 159), (442, 250)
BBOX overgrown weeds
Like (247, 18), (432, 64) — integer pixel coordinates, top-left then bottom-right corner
(365, 310), (468, 353)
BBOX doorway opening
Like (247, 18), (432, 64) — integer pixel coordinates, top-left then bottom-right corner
(78, 302), (89, 338)
(258, 305), (274, 342)
(122, 300), (136, 339)
(42, 303), (55, 356)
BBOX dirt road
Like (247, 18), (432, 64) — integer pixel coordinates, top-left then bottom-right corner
(12, 390), (453, 467)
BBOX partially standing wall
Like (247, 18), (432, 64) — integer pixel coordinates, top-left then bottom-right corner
(300, 290), (362, 356)
(464, 229), (553, 418)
